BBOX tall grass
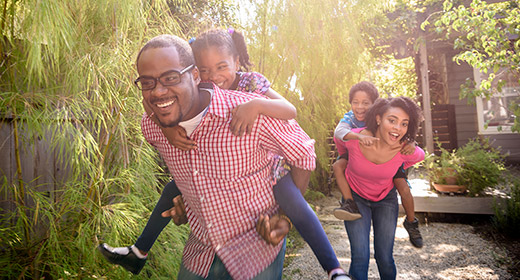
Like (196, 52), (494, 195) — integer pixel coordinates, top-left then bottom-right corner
(0, 0), (196, 278)
(244, 0), (391, 191)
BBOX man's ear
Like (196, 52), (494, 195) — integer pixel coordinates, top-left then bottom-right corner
(192, 66), (201, 85)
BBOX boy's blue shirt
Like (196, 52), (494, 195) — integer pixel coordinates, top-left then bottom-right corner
(339, 110), (365, 128)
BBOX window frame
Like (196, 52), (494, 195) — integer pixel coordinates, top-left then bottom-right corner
(473, 67), (519, 135)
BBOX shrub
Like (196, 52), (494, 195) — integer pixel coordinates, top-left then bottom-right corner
(493, 177), (520, 238)
(424, 138), (507, 196)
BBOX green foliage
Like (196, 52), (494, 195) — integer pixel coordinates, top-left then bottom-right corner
(371, 57), (417, 98)
(0, 0), (237, 278)
(304, 189), (326, 202)
(427, 0), (520, 132)
(242, 0), (392, 190)
(493, 177), (520, 238)
(424, 138), (507, 196)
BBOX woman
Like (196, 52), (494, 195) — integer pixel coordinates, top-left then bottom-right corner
(334, 96), (425, 280)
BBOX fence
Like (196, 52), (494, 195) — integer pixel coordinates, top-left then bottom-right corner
(417, 104), (458, 154)
(0, 118), (70, 214)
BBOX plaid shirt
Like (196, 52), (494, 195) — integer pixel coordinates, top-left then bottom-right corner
(141, 84), (316, 279)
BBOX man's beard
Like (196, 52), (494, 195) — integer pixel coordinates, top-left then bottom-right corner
(157, 115), (181, 128)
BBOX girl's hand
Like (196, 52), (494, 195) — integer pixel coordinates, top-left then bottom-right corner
(230, 100), (260, 137)
(143, 100), (196, 150)
(358, 134), (379, 146)
(163, 126), (197, 151)
(400, 141), (416, 155)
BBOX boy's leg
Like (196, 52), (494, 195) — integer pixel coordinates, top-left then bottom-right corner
(393, 166), (423, 248)
(333, 157), (353, 200)
(333, 154), (361, 221)
(98, 179), (182, 274)
(394, 178), (415, 223)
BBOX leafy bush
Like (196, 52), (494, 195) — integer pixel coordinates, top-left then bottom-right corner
(424, 138), (506, 196)
(493, 177), (520, 238)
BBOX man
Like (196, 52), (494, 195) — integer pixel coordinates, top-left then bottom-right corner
(115, 34), (315, 280)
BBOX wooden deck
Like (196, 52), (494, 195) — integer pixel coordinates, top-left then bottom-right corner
(400, 178), (507, 215)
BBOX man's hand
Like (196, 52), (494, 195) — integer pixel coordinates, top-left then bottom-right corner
(358, 134), (379, 146)
(400, 141), (416, 155)
(256, 213), (290, 246)
(161, 195), (188, 225)
(163, 126), (197, 151)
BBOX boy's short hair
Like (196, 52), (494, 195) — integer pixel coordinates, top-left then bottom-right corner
(349, 81), (379, 104)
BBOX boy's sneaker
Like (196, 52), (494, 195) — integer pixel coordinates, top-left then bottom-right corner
(403, 217), (423, 248)
(333, 199), (362, 221)
(97, 243), (147, 275)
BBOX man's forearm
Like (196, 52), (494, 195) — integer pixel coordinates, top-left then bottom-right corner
(289, 167), (311, 194)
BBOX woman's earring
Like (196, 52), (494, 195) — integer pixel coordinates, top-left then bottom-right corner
(377, 121), (380, 125)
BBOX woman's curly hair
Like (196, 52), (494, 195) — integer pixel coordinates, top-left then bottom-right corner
(365, 96), (423, 143)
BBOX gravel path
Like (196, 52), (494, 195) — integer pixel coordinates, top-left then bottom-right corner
(282, 191), (513, 280)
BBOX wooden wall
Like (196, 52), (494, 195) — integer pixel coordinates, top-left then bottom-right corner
(442, 49), (520, 163)
(443, 49), (480, 148)
(0, 119), (69, 214)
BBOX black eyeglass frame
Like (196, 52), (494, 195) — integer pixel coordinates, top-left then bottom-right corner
(134, 64), (194, 90)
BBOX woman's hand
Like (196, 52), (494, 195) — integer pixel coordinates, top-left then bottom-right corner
(230, 99), (260, 137)
(162, 126), (197, 151)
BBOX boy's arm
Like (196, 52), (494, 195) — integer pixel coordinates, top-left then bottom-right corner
(334, 121), (379, 145)
(334, 121), (353, 141)
(400, 140), (417, 155)
(230, 88), (296, 136)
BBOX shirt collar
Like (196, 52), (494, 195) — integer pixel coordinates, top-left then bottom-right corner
(201, 82), (231, 119)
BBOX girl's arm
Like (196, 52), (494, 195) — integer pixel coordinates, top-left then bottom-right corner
(230, 88), (297, 136)
(143, 100), (197, 150)
(262, 88), (297, 119)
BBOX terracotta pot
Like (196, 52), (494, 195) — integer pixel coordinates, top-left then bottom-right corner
(432, 182), (467, 194)
(443, 168), (458, 185)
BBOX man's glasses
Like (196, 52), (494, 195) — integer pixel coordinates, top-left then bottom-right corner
(134, 64), (194, 90)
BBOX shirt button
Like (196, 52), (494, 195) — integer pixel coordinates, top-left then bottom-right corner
(207, 223), (212, 228)
(215, 245), (222, 251)
(194, 170), (199, 175)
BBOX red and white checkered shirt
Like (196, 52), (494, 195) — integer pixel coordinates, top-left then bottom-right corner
(141, 84), (316, 280)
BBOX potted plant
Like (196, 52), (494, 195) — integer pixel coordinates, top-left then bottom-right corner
(424, 138), (506, 196)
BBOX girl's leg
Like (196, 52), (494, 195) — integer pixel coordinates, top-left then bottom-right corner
(372, 188), (399, 280)
(134, 179), (181, 252)
(273, 174), (340, 272)
(344, 192), (372, 280)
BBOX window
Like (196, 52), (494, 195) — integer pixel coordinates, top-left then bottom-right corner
(474, 68), (520, 134)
